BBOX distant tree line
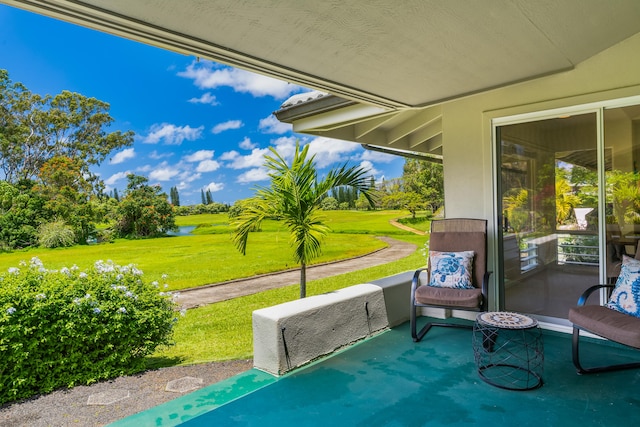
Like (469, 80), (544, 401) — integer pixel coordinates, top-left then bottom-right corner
(316, 159), (444, 216)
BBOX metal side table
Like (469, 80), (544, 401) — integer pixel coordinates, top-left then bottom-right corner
(472, 311), (544, 390)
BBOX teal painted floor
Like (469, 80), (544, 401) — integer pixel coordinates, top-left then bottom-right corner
(116, 321), (640, 426)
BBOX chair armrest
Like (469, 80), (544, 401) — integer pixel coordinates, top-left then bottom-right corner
(480, 271), (492, 311)
(577, 284), (614, 306)
(411, 267), (428, 296)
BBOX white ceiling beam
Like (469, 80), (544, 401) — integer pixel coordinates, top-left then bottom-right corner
(387, 107), (442, 145)
(354, 112), (400, 139)
(409, 119), (443, 148)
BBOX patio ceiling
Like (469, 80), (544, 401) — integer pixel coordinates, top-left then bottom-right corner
(5, 1), (640, 156)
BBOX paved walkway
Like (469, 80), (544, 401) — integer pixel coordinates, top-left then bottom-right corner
(175, 236), (417, 309)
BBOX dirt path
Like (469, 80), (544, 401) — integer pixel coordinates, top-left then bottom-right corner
(175, 236), (417, 309)
(389, 219), (426, 235)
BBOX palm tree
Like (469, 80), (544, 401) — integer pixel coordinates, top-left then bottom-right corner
(232, 141), (374, 298)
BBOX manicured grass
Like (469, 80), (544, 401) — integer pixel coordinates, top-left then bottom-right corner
(322, 210), (412, 234)
(0, 233), (387, 290)
(0, 210), (418, 290)
(150, 234), (426, 367)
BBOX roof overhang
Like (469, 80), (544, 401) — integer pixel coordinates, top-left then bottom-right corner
(5, 1), (640, 160)
(4, 1), (640, 110)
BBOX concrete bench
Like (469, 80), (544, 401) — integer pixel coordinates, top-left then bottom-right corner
(253, 283), (389, 375)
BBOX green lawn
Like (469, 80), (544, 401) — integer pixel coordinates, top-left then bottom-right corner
(1, 209), (428, 368)
(0, 209), (419, 290)
(150, 233), (426, 367)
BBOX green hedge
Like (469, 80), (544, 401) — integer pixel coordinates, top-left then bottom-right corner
(0, 258), (178, 404)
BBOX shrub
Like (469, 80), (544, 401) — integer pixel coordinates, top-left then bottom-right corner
(38, 219), (76, 248)
(0, 258), (179, 404)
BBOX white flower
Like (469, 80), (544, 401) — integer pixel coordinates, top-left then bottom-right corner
(116, 274), (124, 281)
(164, 284), (169, 289)
(73, 298), (82, 305)
(161, 274), (168, 280)
(125, 291), (134, 298)
(35, 293), (46, 301)
(19, 260), (26, 267)
(151, 281), (159, 287)
(30, 257), (43, 268)
(93, 307), (101, 314)
(179, 308), (187, 317)
(71, 264), (79, 271)
(8, 267), (19, 275)
(79, 272), (88, 279)
(118, 307), (127, 314)
(60, 267), (71, 276)
(6, 307), (16, 315)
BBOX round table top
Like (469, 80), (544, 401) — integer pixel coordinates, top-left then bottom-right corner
(476, 311), (538, 329)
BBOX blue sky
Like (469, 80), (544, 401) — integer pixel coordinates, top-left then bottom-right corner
(0, 5), (404, 205)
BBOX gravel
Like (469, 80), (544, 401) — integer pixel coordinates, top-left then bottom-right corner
(0, 359), (253, 427)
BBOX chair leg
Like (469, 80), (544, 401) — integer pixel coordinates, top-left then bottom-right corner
(412, 314), (472, 343)
(573, 326), (640, 374)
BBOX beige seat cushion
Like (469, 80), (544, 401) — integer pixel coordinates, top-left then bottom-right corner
(414, 286), (482, 309)
(569, 305), (640, 349)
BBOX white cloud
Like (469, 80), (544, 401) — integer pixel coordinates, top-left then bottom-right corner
(196, 159), (221, 172)
(271, 136), (298, 159)
(188, 92), (219, 106)
(237, 168), (269, 183)
(225, 147), (270, 169)
(110, 148), (135, 165)
(178, 61), (303, 99)
(212, 120), (243, 134)
(149, 162), (180, 181)
(149, 150), (174, 160)
(359, 148), (398, 163)
(142, 123), (204, 145)
(179, 171), (201, 183)
(358, 160), (379, 177)
(259, 114), (291, 134)
(219, 150), (239, 161)
(306, 137), (360, 168)
(104, 171), (130, 186)
(239, 137), (257, 150)
(183, 150), (214, 162)
(204, 182), (224, 192)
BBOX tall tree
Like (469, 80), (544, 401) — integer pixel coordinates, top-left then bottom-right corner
(232, 142), (374, 298)
(33, 156), (94, 243)
(114, 174), (177, 238)
(401, 159), (444, 212)
(170, 186), (180, 206)
(0, 69), (134, 183)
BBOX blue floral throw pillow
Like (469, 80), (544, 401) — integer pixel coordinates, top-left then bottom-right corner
(428, 250), (475, 289)
(607, 255), (640, 318)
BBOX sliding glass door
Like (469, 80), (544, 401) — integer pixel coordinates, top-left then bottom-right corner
(498, 113), (600, 320)
(497, 100), (640, 321)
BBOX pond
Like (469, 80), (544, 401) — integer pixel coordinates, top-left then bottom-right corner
(167, 226), (196, 236)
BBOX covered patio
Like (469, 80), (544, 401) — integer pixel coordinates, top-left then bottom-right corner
(4, 2), (640, 424)
(114, 320), (640, 426)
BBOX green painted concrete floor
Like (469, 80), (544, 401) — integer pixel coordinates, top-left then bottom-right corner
(114, 321), (640, 427)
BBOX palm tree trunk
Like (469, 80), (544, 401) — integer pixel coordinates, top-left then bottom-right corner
(300, 262), (306, 298)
